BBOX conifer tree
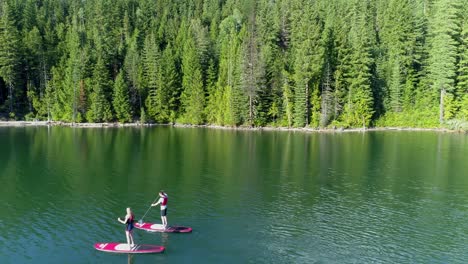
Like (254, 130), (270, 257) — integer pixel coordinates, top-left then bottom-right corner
(50, 15), (81, 122)
(0, 2), (20, 114)
(319, 23), (336, 127)
(124, 31), (143, 119)
(113, 69), (132, 123)
(205, 58), (219, 124)
(87, 55), (113, 122)
(426, 0), (461, 123)
(281, 70), (294, 127)
(290, 0), (323, 127)
(0, 0), (465, 128)
(240, 3), (265, 127)
(180, 30), (205, 124)
(91, 0), (119, 69)
(143, 33), (161, 122)
(217, 10), (244, 125)
(327, 1), (353, 126)
(342, 1), (374, 128)
(276, 0), (293, 127)
(256, 0), (284, 126)
(24, 26), (43, 116)
(375, 0), (427, 118)
(456, 2), (468, 120)
(161, 44), (178, 123)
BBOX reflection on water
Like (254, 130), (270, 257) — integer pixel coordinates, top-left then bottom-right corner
(0, 127), (467, 263)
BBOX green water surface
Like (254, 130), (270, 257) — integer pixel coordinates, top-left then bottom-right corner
(0, 127), (467, 263)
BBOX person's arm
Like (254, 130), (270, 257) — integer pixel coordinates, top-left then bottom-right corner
(151, 198), (161, 207)
(118, 214), (129, 224)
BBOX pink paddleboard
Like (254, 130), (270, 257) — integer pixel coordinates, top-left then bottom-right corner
(94, 243), (165, 254)
(135, 222), (192, 233)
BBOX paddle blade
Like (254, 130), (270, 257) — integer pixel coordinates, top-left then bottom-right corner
(138, 219), (143, 225)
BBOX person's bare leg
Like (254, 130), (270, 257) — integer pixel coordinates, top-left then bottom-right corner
(125, 231), (131, 247)
(129, 231), (135, 247)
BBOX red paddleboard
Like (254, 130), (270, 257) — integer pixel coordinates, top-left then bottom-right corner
(135, 222), (192, 233)
(94, 243), (165, 254)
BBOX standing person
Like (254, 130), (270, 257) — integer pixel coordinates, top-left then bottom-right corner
(151, 191), (168, 228)
(118, 207), (135, 248)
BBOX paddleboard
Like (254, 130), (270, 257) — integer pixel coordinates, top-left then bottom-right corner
(94, 243), (165, 254)
(135, 222), (192, 233)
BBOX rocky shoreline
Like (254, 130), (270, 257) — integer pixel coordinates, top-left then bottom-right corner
(0, 120), (464, 133)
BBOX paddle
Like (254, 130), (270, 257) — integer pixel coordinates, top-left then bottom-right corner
(138, 196), (159, 225)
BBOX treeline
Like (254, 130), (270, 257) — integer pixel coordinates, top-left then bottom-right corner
(0, 0), (466, 128)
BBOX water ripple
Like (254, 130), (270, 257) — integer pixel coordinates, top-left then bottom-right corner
(2, 128), (468, 263)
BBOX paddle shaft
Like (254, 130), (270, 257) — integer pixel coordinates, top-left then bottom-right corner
(139, 197), (159, 222)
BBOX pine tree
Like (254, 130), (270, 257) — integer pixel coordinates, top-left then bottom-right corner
(292, 45), (310, 127)
(91, 0), (120, 69)
(281, 70), (294, 127)
(376, 0), (427, 118)
(319, 23), (336, 127)
(0, 2), (20, 114)
(161, 44), (179, 123)
(50, 15), (81, 122)
(24, 26), (43, 116)
(143, 33), (161, 122)
(22, 0), (37, 32)
(124, 30), (143, 119)
(87, 55), (113, 122)
(180, 31), (205, 125)
(22, 0), (42, 116)
(36, 0), (61, 120)
(205, 58), (220, 124)
(456, 2), (468, 120)
(145, 42), (172, 123)
(113, 69), (132, 123)
(327, 0), (353, 126)
(256, 0), (285, 126)
(342, 1), (374, 128)
(191, 19), (210, 73)
(240, 3), (265, 127)
(217, 10), (244, 126)
(0, 0), (465, 129)
(426, 0), (461, 123)
(290, 0), (324, 127)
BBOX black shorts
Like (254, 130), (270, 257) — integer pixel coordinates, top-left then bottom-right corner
(161, 208), (167, 216)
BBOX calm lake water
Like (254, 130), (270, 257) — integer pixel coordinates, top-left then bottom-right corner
(0, 127), (467, 263)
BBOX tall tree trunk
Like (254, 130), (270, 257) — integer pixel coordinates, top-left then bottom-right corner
(8, 81), (13, 113)
(73, 79), (77, 124)
(249, 94), (253, 127)
(321, 62), (332, 127)
(439, 88), (445, 124)
(27, 79), (32, 113)
(42, 57), (50, 122)
(0, 79), (3, 101)
(305, 82), (309, 126)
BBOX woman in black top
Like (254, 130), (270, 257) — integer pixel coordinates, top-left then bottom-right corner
(118, 207), (135, 248)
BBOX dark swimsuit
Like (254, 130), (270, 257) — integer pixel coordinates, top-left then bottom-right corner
(125, 214), (134, 231)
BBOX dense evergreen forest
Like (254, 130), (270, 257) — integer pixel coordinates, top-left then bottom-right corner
(0, 0), (466, 128)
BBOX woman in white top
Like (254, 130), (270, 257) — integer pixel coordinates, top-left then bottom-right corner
(151, 191), (168, 228)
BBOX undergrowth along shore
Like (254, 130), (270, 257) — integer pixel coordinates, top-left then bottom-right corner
(0, 121), (466, 133)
